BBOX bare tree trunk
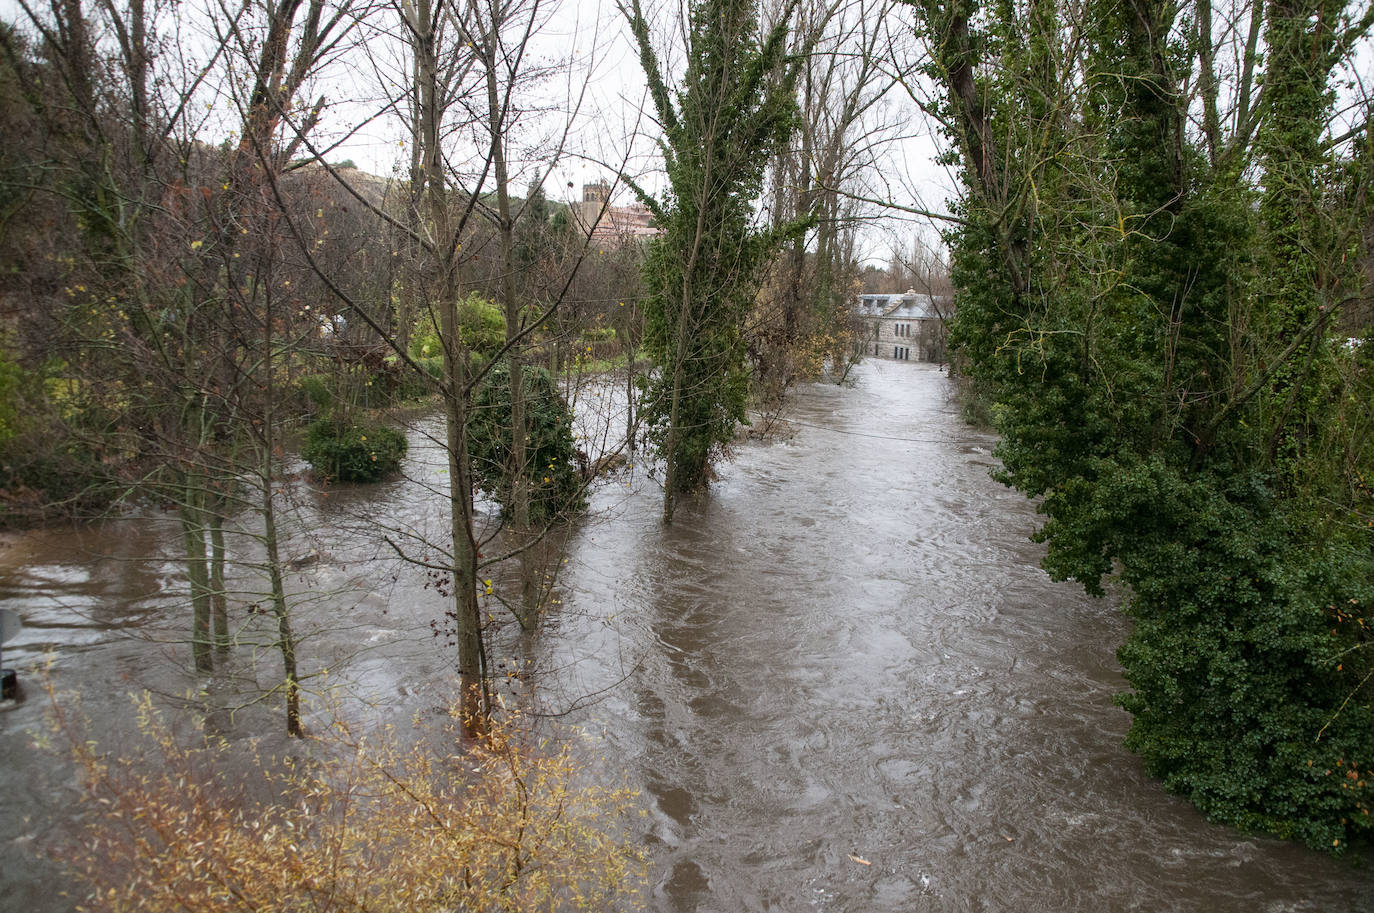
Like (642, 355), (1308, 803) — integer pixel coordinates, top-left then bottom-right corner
(415, 0), (486, 734)
(209, 507), (228, 658)
(179, 485), (213, 674)
(261, 472), (302, 738)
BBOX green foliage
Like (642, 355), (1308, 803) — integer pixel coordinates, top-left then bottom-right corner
(625, 0), (807, 499)
(917, 0), (1374, 851)
(301, 417), (407, 484)
(0, 344), (24, 445)
(298, 355), (439, 414)
(0, 353), (122, 524)
(580, 326), (616, 343)
(468, 361), (585, 524)
(298, 373), (335, 411)
(410, 293), (506, 361)
(392, 355), (441, 402)
(1110, 477), (1374, 849)
(414, 355), (444, 382)
(0, 439), (115, 526)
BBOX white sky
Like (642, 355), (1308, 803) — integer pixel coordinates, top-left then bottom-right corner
(6, 0), (1368, 270)
(0, 0), (953, 266)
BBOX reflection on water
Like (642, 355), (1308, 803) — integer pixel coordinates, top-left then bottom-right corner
(1, 362), (1371, 912)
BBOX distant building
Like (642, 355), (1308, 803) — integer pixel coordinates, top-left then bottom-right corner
(854, 290), (950, 362)
(571, 181), (658, 247)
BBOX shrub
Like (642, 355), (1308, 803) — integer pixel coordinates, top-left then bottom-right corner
(393, 356), (443, 402)
(410, 293), (507, 361)
(0, 353), (120, 525)
(55, 693), (646, 913)
(301, 417), (407, 484)
(298, 373), (334, 411)
(0, 345), (24, 446)
(469, 361), (585, 523)
(580, 326), (617, 343)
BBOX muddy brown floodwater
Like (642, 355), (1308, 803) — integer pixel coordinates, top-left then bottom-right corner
(1, 361), (1371, 912)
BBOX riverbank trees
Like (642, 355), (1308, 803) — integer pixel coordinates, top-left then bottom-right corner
(0, 0), (636, 736)
(753, 0), (915, 401)
(0, 0), (375, 734)
(910, 0), (1373, 849)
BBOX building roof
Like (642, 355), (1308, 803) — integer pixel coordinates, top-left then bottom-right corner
(856, 290), (947, 320)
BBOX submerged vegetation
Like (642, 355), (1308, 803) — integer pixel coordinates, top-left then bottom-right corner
(469, 360), (586, 523)
(301, 417), (408, 484)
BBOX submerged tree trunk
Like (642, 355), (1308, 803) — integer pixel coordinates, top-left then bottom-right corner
(439, 324), (486, 733)
(481, 25), (538, 624)
(179, 484), (213, 674)
(415, 0), (486, 734)
(661, 292), (692, 523)
(260, 473), (302, 738)
(209, 506), (228, 658)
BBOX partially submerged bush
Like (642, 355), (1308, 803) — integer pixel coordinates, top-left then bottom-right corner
(301, 417), (407, 484)
(469, 361), (585, 523)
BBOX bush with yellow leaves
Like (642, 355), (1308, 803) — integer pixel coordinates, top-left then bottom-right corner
(52, 692), (645, 913)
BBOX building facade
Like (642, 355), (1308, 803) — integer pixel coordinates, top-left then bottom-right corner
(853, 290), (950, 362)
(571, 181), (658, 247)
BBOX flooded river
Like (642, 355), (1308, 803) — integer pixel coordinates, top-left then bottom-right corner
(2, 361), (1371, 911)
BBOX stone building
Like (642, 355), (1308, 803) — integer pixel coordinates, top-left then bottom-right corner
(571, 181), (658, 247)
(853, 290), (950, 362)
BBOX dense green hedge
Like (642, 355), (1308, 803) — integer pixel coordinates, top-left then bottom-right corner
(301, 418), (407, 484)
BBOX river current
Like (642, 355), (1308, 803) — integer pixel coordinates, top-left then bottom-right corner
(1, 360), (1370, 911)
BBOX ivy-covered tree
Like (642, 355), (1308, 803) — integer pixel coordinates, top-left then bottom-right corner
(911, 0), (1374, 850)
(623, 0), (808, 521)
